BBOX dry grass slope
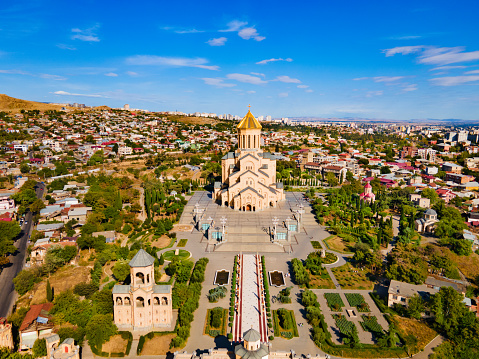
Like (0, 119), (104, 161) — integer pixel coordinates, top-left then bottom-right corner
(0, 94), (66, 113)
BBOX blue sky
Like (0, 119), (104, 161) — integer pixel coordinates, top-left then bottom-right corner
(1, 0), (479, 120)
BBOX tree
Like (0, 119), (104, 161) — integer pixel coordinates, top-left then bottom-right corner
(112, 260), (130, 282)
(20, 163), (30, 174)
(407, 294), (424, 319)
(46, 280), (53, 302)
(32, 338), (47, 358)
(29, 198), (46, 214)
(13, 269), (36, 295)
(325, 172), (338, 187)
(85, 314), (117, 349)
(421, 188), (439, 205)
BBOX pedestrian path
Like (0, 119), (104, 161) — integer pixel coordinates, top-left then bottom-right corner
(233, 254), (268, 343)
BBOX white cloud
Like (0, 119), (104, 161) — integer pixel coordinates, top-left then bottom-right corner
(126, 71), (138, 76)
(250, 72), (265, 77)
(465, 70), (479, 74)
(220, 20), (248, 32)
(297, 85), (309, 88)
(206, 37), (227, 46)
(383, 46), (424, 57)
(278, 92), (289, 97)
(384, 45), (479, 66)
(246, 91), (256, 94)
(430, 65), (467, 71)
(104, 72), (118, 77)
(305, 89), (314, 93)
(201, 78), (236, 88)
(39, 74), (66, 80)
(57, 44), (76, 50)
(71, 24), (100, 42)
(226, 73), (267, 85)
(175, 29), (204, 34)
(366, 90), (383, 97)
(53, 90), (105, 98)
(126, 55), (219, 70)
(256, 57), (293, 65)
(402, 84), (418, 92)
(353, 77), (369, 81)
(430, 75), (479, 86)
(373, 76), (404, 83)
(0, 69), (29, 75)
(276, 75), (301, 83)
(238, 27), (265, 41)
(389, 35), (422, 40)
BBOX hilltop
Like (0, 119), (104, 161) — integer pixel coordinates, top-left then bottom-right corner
(0, 94), (67, 113)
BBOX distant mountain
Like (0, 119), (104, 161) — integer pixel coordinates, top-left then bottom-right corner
(0, 94), (66, 113)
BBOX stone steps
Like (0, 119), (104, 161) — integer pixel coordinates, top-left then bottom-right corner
(214, 242), (285, 253)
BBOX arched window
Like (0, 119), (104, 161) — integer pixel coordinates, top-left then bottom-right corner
(154, 297), (160, 305)
(136, 272), (145, 284)
(136, 297), (145, 307)
(116, 297), (123, 305)
(124, 297), (130, 305)
(161, 297), (168, 305)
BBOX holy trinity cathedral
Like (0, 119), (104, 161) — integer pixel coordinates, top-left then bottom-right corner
(213, 109), (285, 211)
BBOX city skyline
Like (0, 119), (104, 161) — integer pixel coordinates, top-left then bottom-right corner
(0, 0), (478, 120)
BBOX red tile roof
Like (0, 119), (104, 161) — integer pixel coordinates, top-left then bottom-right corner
(20, 303), (53, 331)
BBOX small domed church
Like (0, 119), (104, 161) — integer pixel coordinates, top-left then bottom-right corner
(213, 108), (285, 211)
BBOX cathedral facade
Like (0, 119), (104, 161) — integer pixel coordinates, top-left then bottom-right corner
(112, 249), (172, 330)
(213, 109), (285, 211)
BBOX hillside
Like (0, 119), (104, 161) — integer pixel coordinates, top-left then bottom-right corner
(0, 94), (66, 113)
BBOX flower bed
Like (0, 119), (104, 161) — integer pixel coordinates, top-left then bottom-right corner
(332, 314), (355, 336)
(360, 315), (383, 334)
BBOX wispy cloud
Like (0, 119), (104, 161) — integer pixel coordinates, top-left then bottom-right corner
(275, 75), (301, 83)
(201, 78), (236, 88)
(126, 55), (219, 70)
(297, 85), (309, 88)
(402, 84), (418, 92)
(389, 35), (422, 40)
(53, 90), (106, 98)
(226, 73), (267, 85)
(305, 89), (313, 93)
(57, 44), (76, 50)
(430, 75), (479, 86)
(219, 20), (265, 41)
(206, 37), (227, 46)
(373, 76), (404, 83)
(256, 57), (293, 65)
(175, 28), (204, 34)
(246, 91), (256, 94)
(219, 20), (248, 32)
(104, 72), (118, 77)
(366, 90), (383, 97)
(250, 72), (265, 77)
(71, 24), (100, 42)
(278, 92), (289, 97)
(430, 65), (467, 71)
(0, 69), (29, 75)
(384, 45), (479, 65)
(465, 70), (479, 74)
(126, 71), (139, 76)
(39, 74), (66, 80)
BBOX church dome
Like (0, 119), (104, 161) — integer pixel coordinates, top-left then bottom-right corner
(237, 109), (262, 130)
(425, 208), (437, 216)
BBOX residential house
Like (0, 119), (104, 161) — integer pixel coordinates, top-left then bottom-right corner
(30, 241), (77, 265)
(442, 162), (463, 174)
(388, 279), (437, 307)
(19, 303), (54, 351)
(92, 231), (116, 243)
(410, 193), (431, 208)
(436, 188), (456, 203)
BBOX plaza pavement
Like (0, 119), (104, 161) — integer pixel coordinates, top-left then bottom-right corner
(80, 191), (444, 359)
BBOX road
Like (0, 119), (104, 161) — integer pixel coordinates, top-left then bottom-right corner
(0, 182), (45, 318)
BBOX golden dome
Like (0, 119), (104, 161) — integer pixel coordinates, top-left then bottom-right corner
(237, 109), (262, 130)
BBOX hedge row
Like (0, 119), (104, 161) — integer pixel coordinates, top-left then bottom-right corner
(229, 255), (238, 328)
(261, 256), (273, 329)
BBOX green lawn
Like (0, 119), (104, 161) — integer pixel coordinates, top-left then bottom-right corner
(177, 238), (188, 247)
(273, 309), (299, 339)
(163, 249), (191, 261)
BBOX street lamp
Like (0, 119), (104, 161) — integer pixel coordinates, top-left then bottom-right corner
(220, 216), (227, 242)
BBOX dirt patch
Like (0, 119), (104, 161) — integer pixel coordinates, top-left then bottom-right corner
(395, 316), (437, 350)
(102, 334), (128, 354)
(325, 236), (354, 253)
(140, 333), (177, 355)
(151, 235), (172, 249)
(30, 265), (91, 304)
(331, 263), (374, 290)
(174, 224), (193, 232)
(173, 116), (219, 125)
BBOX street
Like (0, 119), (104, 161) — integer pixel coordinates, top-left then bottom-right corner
(0, 182), (45, 318)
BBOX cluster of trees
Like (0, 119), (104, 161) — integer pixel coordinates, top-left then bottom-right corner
(385, 244), (429, 284)
(143, 179), (194, 221)
(0, 221), (21, 267)
(305, 251), (327, 276)
(291, 258), (311, 287)
(433, 201), (471, 256)
(11, 180), (44, 216)
(277, 287), (292, 304)
(209, 307), (224, 329)
(207, 286), (227, 302)
(13, 244), (77, 295)
(170, 258), (209, 348)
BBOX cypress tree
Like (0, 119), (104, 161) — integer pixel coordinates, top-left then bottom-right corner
(46, 279), (53, 302)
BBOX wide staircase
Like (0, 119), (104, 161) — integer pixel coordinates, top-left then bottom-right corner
(214, 225), (288, 253)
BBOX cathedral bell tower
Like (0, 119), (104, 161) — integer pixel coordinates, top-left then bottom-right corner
(237, 106), (262, 151)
